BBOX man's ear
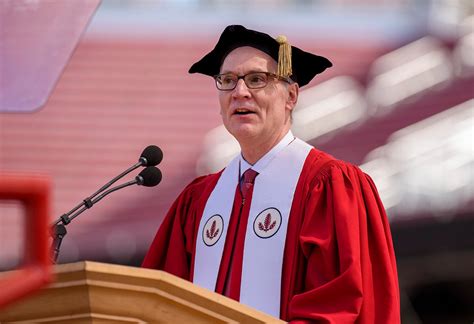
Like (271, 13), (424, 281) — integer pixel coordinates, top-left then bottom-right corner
(287, 83), (299, 111)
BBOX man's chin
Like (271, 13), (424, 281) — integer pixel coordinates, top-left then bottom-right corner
(229, 126), (259, 142)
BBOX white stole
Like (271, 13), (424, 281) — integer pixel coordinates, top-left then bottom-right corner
(193, 138), (312, 317)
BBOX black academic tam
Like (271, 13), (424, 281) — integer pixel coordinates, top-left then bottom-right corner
(189, 25), (332, 87)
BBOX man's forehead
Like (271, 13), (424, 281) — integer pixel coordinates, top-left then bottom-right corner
(220, 46), (277, 72)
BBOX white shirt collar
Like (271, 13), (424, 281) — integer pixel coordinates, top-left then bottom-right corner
(239, 130), (295, 177)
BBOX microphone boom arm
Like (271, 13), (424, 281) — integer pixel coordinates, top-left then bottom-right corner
(50, 179), (138, 264)
(67, 179), (137, 223)
(50, 165), (162, 264)
(52, 161), (143, 226)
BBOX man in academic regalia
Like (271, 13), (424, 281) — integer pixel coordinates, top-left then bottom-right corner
(142, 25), (400, 323)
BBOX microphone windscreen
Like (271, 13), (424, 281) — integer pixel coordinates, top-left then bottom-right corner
(141, 145), (163, 166)
(138, 167), (162, 187)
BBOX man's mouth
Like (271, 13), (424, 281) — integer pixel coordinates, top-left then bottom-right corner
(234, 108), (255, 115)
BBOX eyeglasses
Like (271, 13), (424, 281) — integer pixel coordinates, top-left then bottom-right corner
(214, 72), (290, 91)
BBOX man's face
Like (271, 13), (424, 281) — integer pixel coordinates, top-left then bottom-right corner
(218, 46), (298, 146)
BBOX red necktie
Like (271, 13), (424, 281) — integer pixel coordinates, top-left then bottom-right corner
(240, 168), (258, 198)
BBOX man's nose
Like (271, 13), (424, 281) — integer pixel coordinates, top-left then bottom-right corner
(232, 79), (251, 98)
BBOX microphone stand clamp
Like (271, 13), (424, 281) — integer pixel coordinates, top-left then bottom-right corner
(51, 219), (69, 264)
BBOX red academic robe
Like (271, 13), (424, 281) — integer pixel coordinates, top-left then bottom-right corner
(142, 148), (401, 323)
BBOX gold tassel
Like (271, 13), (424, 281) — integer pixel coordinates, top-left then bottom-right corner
(276, 35), (292, 79)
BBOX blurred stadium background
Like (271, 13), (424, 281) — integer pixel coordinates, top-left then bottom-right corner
(1, 0), (473, 322)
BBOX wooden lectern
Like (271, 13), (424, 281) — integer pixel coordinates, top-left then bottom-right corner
(0, 261), (285, 323)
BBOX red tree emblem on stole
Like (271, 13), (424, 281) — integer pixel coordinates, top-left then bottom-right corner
(206, 220), (219, 239)
(258, 213), (276, 232)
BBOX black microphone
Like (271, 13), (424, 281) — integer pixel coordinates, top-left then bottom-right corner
(139, 145), (163, 167)
(136, 165), (163, 187)
(53, 145), (163, 226)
